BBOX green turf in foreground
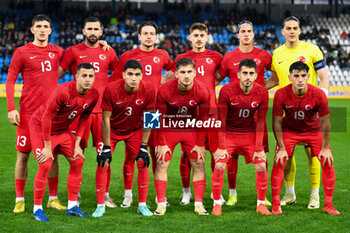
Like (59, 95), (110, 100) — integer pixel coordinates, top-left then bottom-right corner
(0, 99), (349, 232)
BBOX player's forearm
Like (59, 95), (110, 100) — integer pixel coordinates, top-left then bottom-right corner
(43, 140), (52, 150)
(317, 68), (330, 90)
(58, 66), (66, 78)
(321, 114), (331, 149)
(215, 73), (225, 86)
(272, 115), (285, 149)
(102, 116), (111, 146)
(75, 136), (82, 147)
(161, 71), (175, 85)
(141, 128), (152, 146)
(265, 72), (279, 90)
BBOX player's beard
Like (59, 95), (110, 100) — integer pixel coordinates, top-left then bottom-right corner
(86, 35), (100, 45)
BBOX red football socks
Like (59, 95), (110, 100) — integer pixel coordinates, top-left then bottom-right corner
(96, 166), (108, 205)
(154, 180), (167, 203)
(271, 160), (286, 205)
(15, 179), (26, 198)
(180, 155), (191, 189)
(137, 160), (149, 203)
(105, 164), (111, 193)
(67, 157), (84, 201)
(48, 176), (58, 197)
(320, 158), (336, 206)
(34, 158), (53, 205)
(123, 156), (135, 190)
(227, 156), (238, 189)
(193, 180), (206, 202)
(212, 168), (225, 201)
(256, 170), (268, 201)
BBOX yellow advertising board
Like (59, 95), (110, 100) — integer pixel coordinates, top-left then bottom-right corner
(0, 84), (23, 97)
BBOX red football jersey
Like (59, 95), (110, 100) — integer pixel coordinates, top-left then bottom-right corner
(273, 84), (330, 133)
(31, 81), (99, 139)
(218, 82), (268, 132)
(60, 43), (118, 113)
(171, 49), (222, 108)
(110, 47), (173, 89)
(101, 79), (156, 135)
(157, 79), (210, 146)
(6, 42), (63, 114)
(218, 47), (271, 85)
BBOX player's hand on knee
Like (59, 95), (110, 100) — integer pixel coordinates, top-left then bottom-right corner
(8, 110), (20, 126)
(319, 148), (333, 167)
(191, 145), (206, 163)
(253, 151), (267, 162)
(135, 145), (150, 168)
(97, 145), (112, 167)
(213, 148), (228, 162)
(155, 145), (171, 162)
(274, 149), (288, 166)
(74, 145), (85, 160)
(37, 147), (54, 163)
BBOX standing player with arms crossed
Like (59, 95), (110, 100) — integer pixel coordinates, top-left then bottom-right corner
(30, 63), (99, 221)
(271, 61), (339, 215)
(93, 60), (155, 217)
(6, 14), (65, 213)
(110, 21), (173, 208)
(214, 59), (270, 216)
(216, 20), (272, 206)
(154, 58), (211, 216)
(266, 16), (330, 209)
(58, 16), (118, 208)
(163, 23), (223, 205)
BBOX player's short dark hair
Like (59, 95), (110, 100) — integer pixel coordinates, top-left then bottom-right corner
(237, 20), (254, 33)
(138, 21), (158, 34)
(77, 63), (95, 73)
(239, 59), (257, 72)
(190, 23), (208, 34)
(289, 61), (309, 73)
(176, 57), (195, 70)
(84, 16), (102, 28)
(32, 14), (51, 26)
(124, 59), (142, 71)
(283, 16), (300, 27)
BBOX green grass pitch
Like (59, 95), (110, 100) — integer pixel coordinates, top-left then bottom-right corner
(0, 98), (349, 232)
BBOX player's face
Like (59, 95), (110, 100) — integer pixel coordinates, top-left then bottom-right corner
(176, 64), (196, 89)
(238, 66), (257, 88)
(289, 69), (309, 91)
(237, 24), (254, 45)
(83, 22), (102, 44)
(76, 68), (95, 92)
(30, 20), (52, 42)
(123, 68), (142, 90)
(188, 29), (208, 50)
(138, 26), (157, 48)
(282, 20), (301, 43)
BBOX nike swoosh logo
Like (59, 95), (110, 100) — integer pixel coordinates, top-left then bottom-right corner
(79, 55), (87, 58)
(66, 104), (73, 107)
(231, 102), (239, 105)
(278, 61), (284, 64)
(96, 188), (103, 192)
(285, 105), (294, 108)
(116, 101), (124, 105)
(30, 56), (37, 59)
(169, 102), (177, 105)
(234, 62), (240, 66)
(261, 187), (267, 190)
(35, 188), (45, 191)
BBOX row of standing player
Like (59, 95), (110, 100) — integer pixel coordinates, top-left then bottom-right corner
(6, 14), (339, 221)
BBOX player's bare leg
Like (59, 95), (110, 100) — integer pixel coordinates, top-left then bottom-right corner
(189, 159), (208, 216)
(14, 151), (29, 213)
(154, 159), (170, 215)
(211, 162), (226, 216)
(254, 162), (271, 215)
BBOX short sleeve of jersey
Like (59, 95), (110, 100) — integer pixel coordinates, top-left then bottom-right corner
(101, 87), (114, 112)
(317, 90), (330, 117)
(60, 47), (74, 70)
(8, 48), (23, 76)
(163, 51), (173, 71)
(272, 90), (284, 117)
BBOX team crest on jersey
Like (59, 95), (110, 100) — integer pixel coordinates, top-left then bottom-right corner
(206, 58), (213, 64)
(136, 99), (144, 105)
(305, 104), (313, 110)
(251, 102), (259, 108)
(153, 57), (160, 64)
(83, 104), (89, 109)
(298, 56), (306, 63)
(49, 52), (55, 59)
(189, 100), (197, 106)
(99, 54), (107, 61)
(254, 59), (261, 65)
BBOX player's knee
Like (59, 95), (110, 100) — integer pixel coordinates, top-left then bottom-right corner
(39, 158), (53, 174)
(137, 160), (145, 168)
(70, 156), (84, 169)
(255, 162), (266, 171)
(215, 162), (226, 171)
(17, 151), (30, 163)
